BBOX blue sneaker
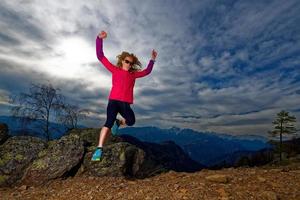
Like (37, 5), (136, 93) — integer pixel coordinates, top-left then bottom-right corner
(91, 147), (103, 161)
(111, 119), (120, 136)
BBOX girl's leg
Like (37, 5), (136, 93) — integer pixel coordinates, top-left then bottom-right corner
(118, 102), (135, 127)
(97, 126), (110, 147)
(97, 100), (119, 147)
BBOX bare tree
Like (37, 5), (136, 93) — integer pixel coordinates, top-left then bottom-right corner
(268, 110), (298, 161)
(9, 82), (64, 141)
(56, 103), (90, 131)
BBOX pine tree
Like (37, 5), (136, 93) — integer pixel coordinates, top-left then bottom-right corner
(268, 110), (297, 161)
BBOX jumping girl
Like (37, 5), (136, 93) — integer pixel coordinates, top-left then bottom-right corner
(92, 30), (158, 161)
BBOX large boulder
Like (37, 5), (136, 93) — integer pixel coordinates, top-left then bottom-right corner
(0, 136), (46, 187)
(79, 141), (157, 178)
(68, 128), (153, 178)
(0, 123), (9, 145)
(21, 134), (85, 186)
(72, 129), (204, 179)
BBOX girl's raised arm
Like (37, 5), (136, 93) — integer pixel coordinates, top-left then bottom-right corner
(134, 49), (157, 78)
(96, 32), (117, 73)
(134, 59), (155, 78)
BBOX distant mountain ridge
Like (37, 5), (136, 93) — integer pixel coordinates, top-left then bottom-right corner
(117, 126), (273, 167)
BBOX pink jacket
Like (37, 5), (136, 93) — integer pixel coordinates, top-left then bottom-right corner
(96, 37), (155, 104)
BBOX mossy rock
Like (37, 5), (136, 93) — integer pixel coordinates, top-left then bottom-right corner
(21, 134), (85, 186)
(81, 142), (137, 177)
(31, 159), (48, 170)
(0, 136), (47, 187)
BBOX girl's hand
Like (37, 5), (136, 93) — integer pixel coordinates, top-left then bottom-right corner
(98, 31), (107, 39)
(151, 49), (157, 60)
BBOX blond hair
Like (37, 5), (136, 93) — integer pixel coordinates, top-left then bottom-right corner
(116, 51), (142, 72)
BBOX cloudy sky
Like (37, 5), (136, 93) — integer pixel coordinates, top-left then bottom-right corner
(0, 0), (299, 137)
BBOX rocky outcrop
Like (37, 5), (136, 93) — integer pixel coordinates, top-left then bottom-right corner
(0, 127), (205, 187)
(0, 136), (46, 187)
(21, 134), (85, 186)
(80, 142), (148, 178)
(0, 123), (9, 145)
(69, 128), (166, 178)
(70, 129), (205, 179)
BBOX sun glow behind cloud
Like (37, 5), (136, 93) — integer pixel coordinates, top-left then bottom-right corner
(40, 36), (113, 92)
(44, 36), (94, 78)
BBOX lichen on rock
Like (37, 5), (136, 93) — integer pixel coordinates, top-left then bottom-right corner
(0, 136), (47, 187)
(21, 134), (85, 186)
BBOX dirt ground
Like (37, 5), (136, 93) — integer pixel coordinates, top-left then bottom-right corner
(1, 164), (300, 200)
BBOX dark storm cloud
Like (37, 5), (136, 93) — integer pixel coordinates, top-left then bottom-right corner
(0, 2), (46, 42)
(0, 32), (20, 46)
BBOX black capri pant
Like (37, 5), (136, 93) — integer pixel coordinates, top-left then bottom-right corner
(103, 99), (135, 129)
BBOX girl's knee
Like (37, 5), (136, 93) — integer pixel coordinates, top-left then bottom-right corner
(125, 118), (135, 126)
